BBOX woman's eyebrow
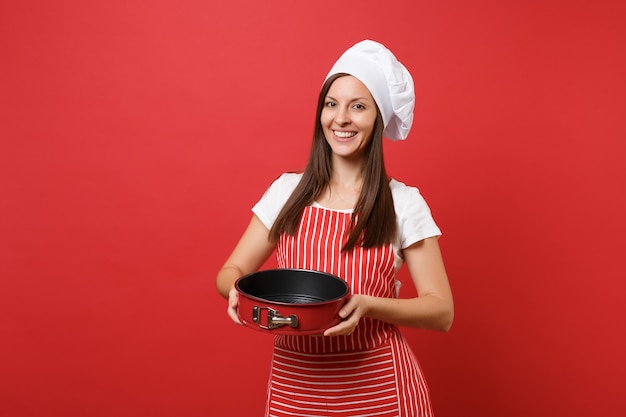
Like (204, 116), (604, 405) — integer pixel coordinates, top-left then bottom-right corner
(325, 95), (373, 102)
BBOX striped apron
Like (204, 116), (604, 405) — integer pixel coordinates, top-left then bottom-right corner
(266, 206), (434, 417)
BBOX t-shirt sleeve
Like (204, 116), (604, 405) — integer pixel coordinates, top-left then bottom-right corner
(252, 173), (302, 230)
(393, 181), (442, 249)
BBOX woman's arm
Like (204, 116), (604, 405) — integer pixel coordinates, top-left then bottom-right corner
(324, 236), (454, 336)
(215, 214), (276, 298)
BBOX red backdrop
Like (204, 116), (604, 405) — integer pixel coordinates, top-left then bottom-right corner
(1, 1), (624, 416)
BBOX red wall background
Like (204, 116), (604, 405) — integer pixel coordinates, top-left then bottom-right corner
(1, 1), (624, 416)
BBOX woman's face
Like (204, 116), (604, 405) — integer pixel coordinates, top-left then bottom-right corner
(320, 75), (378, 160)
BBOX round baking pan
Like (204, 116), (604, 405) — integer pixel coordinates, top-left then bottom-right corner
(235, 268), (349, 335)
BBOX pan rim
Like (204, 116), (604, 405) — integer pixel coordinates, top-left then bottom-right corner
(235, 268), (350, 306)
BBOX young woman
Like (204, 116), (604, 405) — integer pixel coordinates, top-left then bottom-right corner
(216, 40), (454, 417)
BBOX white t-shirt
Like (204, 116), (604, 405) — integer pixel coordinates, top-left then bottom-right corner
(252, 172), (441, 267)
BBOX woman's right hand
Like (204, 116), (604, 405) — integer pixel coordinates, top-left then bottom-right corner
(227, 287), (243, 325)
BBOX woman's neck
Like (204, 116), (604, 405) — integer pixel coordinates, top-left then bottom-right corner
(330, 155), (365, 190)
(315, 159), (364, 210)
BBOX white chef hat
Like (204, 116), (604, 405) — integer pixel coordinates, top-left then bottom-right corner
(325, 40), (415, 141)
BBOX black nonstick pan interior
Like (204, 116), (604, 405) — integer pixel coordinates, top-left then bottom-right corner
(236, 269), (349, 304)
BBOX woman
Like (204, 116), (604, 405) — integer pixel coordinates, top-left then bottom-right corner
(216, 40), (453, 417)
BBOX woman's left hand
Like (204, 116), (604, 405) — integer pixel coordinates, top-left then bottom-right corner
(323, 294), (369, 337)
(227, 287), (243, 325)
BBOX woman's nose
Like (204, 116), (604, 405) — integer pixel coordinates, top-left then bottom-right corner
(335, 106), (350, 125)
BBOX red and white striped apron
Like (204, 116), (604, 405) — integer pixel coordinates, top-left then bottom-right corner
(266, 206), (434, 417)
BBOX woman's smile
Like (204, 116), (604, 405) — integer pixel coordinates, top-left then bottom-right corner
(333, 130), (358, 140)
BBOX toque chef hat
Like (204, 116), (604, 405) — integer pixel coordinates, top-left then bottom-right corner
(325, 40), (415, 141)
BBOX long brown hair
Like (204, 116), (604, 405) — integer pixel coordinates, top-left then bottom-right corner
(269, 73), (397, 251)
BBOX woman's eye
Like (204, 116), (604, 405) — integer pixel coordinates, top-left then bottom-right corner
(325, 101), (336, 107)
(353, 103), (365, 110)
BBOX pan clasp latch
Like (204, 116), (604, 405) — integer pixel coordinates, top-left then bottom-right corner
(252, 306), (299, 330)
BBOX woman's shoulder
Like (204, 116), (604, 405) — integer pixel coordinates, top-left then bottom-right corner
(252, 172), (303, 230)
(276, 171), (303, 184)
(389, 178), (441, 247)
(389, 178), (422, 204)
(388, 178), (435, 219)
(268, 172), (303, 193)
(259, 172), (303, 203)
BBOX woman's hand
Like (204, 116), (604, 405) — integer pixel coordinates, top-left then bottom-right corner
(323, 295), (368, 336)
(227, 287), (242, 325)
